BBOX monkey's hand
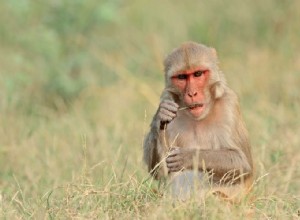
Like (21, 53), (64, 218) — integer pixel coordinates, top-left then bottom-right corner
(158, 100), (179, 130)
(166, 147), (194, 172)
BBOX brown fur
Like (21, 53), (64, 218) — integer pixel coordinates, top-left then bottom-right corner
(143, 42), (253, 200)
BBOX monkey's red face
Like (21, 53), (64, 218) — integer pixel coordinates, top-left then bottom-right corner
(171, 67), (210, 119)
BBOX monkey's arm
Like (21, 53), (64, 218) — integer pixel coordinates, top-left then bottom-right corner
(143, 123), (161, 177)
(143, 99), (179, 178)
(166, 147), (252, 182)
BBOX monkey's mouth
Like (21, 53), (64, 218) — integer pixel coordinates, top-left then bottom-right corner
(185, 103), (205, 118)
(188, 103), (204, 109)
(179, 104), (205, 115)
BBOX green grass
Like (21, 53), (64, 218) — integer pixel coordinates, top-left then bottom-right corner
(0, 0), (300, 218)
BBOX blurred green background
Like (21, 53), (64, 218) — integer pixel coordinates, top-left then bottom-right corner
(0, 0), (300, 218)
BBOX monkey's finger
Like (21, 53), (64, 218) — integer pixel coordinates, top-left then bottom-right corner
(170, 147), (180, 151)
(166, 161), (183, 169)
(158, 111), (176, 122)
(160, 108), (177, 117)
(167, 147), (180, 156)
(168, 168), (179, 173)
(168, 166), (183, 173)
(160, 102), (179, 113)
(158, 115), (174, 123)
(166, 153), (177, 160)
(163, 100), (179, 107)
(166, 155), (181, 163)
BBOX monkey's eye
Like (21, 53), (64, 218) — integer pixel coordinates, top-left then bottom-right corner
(194, 71), (203, 77)
(177, 74), (188, 80)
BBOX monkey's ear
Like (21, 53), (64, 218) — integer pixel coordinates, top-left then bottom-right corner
(211, 81), (225, 99)
(211, 48), (217, 58)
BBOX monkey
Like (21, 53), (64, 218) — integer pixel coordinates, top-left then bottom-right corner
(143, 42), (253, 201)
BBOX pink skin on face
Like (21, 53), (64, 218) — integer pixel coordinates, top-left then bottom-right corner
(171, 66), (209, 118)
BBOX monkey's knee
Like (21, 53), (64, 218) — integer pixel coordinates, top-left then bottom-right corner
(170, 170), (205, 200)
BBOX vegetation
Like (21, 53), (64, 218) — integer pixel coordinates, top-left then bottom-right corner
(0, 0), (299, 218)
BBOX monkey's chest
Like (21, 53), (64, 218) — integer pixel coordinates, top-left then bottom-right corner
(166, 121), (221, 150)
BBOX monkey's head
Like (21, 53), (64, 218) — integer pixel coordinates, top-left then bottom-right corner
(164, 42), (226, 120)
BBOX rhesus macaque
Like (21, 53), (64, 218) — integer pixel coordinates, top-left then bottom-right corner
(143, 42), (253, 200)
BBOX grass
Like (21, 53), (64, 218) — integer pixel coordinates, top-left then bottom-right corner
(0, 0), (300, 219)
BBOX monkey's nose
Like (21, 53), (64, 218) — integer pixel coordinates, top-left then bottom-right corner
(188, 91), (197, 97)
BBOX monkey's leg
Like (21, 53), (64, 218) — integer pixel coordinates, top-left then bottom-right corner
(170, 170), (205, 200)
